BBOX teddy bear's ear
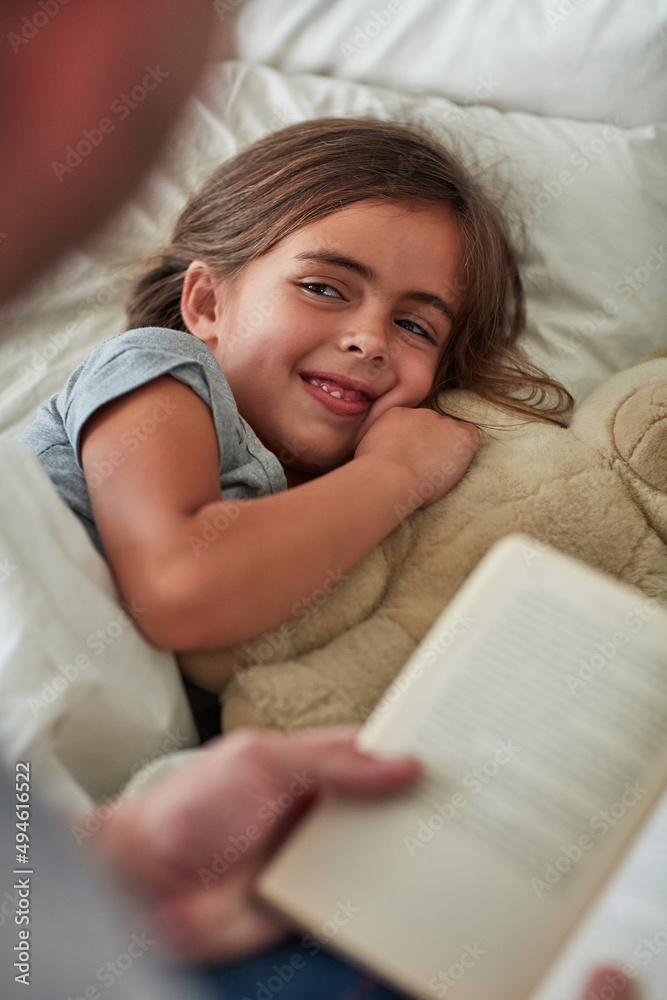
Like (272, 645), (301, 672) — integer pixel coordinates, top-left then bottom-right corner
(643, 345), (667, 361)
(614, 382), (667, 492)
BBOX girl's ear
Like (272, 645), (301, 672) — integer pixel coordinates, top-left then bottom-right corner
(181, 261), (221, 346)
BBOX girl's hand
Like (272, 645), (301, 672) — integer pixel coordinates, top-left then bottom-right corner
(354, 406), (479, 510)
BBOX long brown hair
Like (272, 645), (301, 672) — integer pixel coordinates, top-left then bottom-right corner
(126, 117), (572, 423)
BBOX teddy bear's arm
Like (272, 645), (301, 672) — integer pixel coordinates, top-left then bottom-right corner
(179, 520), (415, 696)
(222, 608), (418, 732)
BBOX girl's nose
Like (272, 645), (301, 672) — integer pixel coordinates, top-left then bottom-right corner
(339, 324), (392, 365)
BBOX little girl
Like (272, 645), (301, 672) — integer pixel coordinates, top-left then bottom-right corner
(19, 117), (570, 661)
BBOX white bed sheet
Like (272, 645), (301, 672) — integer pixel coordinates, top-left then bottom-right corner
(214, 0), (667, 126)
(0, 442), (197, 812)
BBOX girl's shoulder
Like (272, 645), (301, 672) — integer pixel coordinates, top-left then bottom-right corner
(21, 327), (233, 461)
(89, 326), (211, 366)
(68, 326), (227, 402)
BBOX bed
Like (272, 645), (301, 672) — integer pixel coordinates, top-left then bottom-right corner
(0, 1), (664, 995)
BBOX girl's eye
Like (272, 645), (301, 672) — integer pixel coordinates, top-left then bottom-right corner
(298, 283), (437, 345)
(299, 282), (343, 299)
(396, 319), (437, 345)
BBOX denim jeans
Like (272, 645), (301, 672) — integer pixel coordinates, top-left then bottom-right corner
(194, 934), (411, 1000)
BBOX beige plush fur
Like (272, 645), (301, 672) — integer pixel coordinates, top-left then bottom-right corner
(178, 352), (667, 732)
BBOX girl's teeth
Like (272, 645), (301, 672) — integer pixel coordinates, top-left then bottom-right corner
(307, 378), (360, 402)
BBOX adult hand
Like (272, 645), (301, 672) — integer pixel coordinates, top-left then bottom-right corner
(86, 728), (638, 1000)
(89, 726), (421, 962)
(581, 966), (635, 999)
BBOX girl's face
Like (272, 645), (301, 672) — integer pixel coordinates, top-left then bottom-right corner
(183, 200), (463, 483)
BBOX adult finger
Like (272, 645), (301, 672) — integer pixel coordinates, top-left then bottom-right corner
(582, 967), (635, 999)
(228, 725), (423, 800)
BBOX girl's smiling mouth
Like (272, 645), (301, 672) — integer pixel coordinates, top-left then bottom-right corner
(299, 374), (373, 415)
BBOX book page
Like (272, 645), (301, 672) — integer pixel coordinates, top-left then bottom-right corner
(531, 788), (667, 1000)
(257, 537), (667, 1000)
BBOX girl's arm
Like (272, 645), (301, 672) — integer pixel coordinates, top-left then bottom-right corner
(80, 375), (477, 651)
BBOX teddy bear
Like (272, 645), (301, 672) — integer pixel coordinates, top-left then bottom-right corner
(177, 349), (667, 733)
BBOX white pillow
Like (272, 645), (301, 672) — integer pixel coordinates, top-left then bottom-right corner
(213, 0), (667, 125)
(0, 60), (664, 432)
(0, 442), (197, 812)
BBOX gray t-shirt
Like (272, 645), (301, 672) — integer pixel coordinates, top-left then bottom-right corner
(18, 327), (288, 559)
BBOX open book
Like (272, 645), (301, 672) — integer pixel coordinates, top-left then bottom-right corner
(256, 535), (667, 1000)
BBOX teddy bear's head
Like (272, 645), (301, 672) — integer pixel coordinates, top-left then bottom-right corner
(568, 350), (667, 545)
